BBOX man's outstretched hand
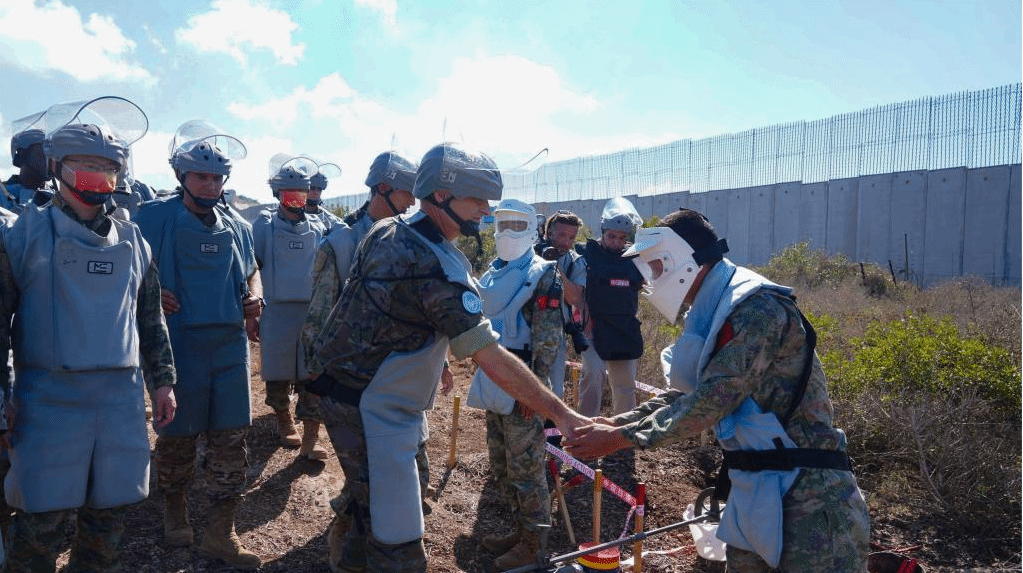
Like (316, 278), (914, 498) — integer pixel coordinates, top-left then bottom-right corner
(563, 421), (632, 460)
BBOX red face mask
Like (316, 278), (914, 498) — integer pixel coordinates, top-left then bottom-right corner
(280, 190), (308, 209)
(62, 164), (115, 193)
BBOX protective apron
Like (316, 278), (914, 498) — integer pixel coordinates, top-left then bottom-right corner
(467, 250), (550, 415)
(360, 215), (474, 545)
(5, 205), (151, 512)
(661, 259), (798, 568)
(256, 213), (324, 381)
(138, 198), (252, 437)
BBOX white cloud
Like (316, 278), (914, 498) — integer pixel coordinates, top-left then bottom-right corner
(355, 0), (397, 27)
(143, 23), (168, 55)
(0, 0), (152, 82)
(176, 0), (306, 66)
(222, 53), (608, 200)
(413, 53), (602, 160)
(227, 73), (356, 130)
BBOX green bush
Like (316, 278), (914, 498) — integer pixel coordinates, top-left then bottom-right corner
(759, 241), (859, 288)
(829, 312), (1020, 413)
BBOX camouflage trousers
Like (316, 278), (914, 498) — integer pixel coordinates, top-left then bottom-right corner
(4, 505), (129, 573)
(485, 405), (551, 533)
(154, 428), (249, 502)
(264, 379), (323, 422)
(724, 468), (870, 573)
(319, 396), (427, 573)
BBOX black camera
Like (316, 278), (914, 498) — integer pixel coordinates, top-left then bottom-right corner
(541, 245), (561, 261)
(564, 321), (589, 354)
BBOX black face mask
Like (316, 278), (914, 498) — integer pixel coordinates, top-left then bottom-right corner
(283, 204), (306, 216)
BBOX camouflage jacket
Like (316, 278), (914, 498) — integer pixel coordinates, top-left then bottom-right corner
(302, 212), (372, 374)
(0, 195), (176, 397)
(520, 264), (563, 383)
(311, 214), (498, 389)
(614, 289), (846, 453)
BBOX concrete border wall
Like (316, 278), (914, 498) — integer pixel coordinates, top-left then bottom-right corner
(535, 163), (1021, 287)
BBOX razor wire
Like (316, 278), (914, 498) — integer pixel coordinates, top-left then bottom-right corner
(326, 84), (1020, 209)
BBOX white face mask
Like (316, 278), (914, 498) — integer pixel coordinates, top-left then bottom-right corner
(494, 211), (536, 261)
(628, 227), (701, 324)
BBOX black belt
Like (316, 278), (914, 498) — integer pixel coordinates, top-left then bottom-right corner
(722, 448), (851, 473)
(306, 373), (364, 407)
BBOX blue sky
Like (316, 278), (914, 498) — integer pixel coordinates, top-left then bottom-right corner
(1, 0), (1019, 204)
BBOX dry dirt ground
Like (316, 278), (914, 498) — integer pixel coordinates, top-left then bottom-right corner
(48, 343), (1013, 572)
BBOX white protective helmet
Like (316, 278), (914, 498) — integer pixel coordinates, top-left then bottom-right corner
(624, 226), (702, 324)
(493, 198), (537, 262)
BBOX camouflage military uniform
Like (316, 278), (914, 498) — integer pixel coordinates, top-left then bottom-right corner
(311, 215), (498, 573)
(613, 290), (869, 573)
(484, 263), (562, 535)
(155, 428), (249, 500)
(0, 196), (176, 573)
(305, 213), (433, 536)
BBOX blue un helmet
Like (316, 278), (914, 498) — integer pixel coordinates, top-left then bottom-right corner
(169, 120), (246, 178)
(169, 120), (246, 209)
(309, 160), (341, 191)
(364, 150), (418, 217)
(10, 127), (45, 168)
(31, 97), (148, 206)
(366, 151), (418, 194)
(412, 142), (502, 202)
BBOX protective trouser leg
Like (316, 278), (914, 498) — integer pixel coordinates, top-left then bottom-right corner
(65, 505), (129, 573)
(5, 509), (71, 573)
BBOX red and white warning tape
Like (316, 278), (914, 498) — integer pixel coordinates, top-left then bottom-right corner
(544, 429), (639, 538)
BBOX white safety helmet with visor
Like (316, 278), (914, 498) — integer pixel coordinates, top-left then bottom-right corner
(493, 198), (537, 262)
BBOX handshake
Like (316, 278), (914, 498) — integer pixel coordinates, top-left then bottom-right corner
(552, 410), (632, 461)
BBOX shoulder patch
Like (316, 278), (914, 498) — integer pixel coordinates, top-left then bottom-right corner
(461, 290), (482, 314)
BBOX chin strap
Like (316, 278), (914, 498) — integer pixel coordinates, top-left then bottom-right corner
(178, 172), (227, 209)
(424, 193), (484, 266)
(376, 184), (403, 217)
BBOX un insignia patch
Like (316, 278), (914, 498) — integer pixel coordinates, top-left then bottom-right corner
(461, 291), (482, 314)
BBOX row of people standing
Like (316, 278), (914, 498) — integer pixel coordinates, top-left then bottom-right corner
(0, 95), (870, 573)
(0, 97), (355, 572)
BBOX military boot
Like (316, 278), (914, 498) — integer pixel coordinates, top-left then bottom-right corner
(163, 490), (193, 547)
(300, 421), (329, 460)
(275, 408), (301, 447)
(197, 498), (261, 570)
(482, 525), (521, 555)
(494, 528), (542, 570)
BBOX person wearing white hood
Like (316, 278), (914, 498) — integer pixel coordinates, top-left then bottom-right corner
(564, 208), (869, 572)
(466, 199), (563, 569)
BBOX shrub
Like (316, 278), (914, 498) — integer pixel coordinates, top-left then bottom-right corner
(830, 312), (1020, 413)
(759, 241), (861, 289)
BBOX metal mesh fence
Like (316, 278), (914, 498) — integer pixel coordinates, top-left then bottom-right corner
(330, 84), (1021, 211)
